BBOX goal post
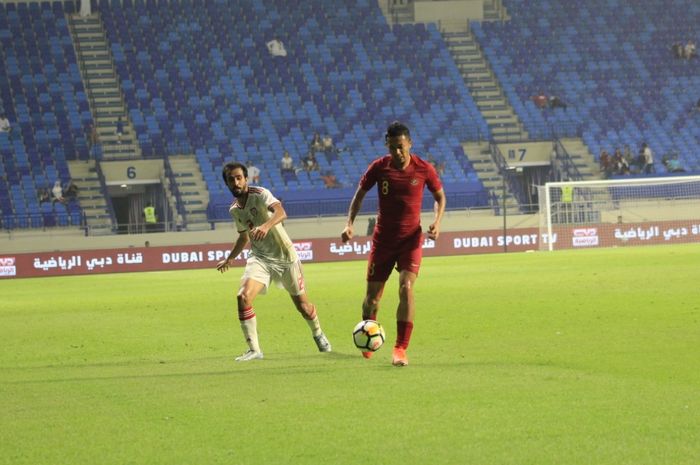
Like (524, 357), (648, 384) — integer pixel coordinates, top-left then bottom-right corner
(538, 176), (700, 251)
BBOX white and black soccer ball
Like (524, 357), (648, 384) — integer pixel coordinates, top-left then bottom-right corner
(352, 320), (386, 352)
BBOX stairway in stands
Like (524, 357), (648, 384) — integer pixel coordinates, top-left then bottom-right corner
(444, 29), (528, 143)
(67, 160), (113, 233)
(167, 155), (210, 231)
(558, 138), (600, 179)
(483, 0), (509, 21)
(462, 141), (519, 212)
(68, 12), (140, 160)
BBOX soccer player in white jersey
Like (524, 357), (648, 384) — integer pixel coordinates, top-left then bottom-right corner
(216, 162), (331, 361)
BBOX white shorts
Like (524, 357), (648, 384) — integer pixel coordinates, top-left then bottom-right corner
(240, 256), (306, 296)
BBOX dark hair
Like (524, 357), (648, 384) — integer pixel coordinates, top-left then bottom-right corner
(222, 162), (248, 183)
(385, 121), (411, 141)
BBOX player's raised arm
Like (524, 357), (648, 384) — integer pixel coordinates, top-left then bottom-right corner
(427, 188), (446, 240)
(217, 231), (250, 273)
(341, 187), (368, 243)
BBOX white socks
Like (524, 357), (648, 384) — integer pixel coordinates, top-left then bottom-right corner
(240, 316), (261, 352)
(306, 315), (322, 337)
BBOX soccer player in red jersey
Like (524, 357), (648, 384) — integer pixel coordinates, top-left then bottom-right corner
(341, 122), (446, 366)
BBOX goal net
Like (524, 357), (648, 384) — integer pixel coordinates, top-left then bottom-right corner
(537, 176), (700, 251)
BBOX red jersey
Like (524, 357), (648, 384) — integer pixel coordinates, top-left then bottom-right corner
(359, 154), (442, 242)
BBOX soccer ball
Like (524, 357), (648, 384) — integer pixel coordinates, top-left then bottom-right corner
(352, 320), (386, 352)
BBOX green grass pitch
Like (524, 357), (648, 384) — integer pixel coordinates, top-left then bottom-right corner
(1, 245), (699, 465)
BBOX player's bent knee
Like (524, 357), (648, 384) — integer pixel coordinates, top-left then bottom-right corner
(237, 291), (254, 309)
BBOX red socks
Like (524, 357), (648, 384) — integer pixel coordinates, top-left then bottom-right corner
(238, 306), (255, 321)
(395, 320), (414, 349)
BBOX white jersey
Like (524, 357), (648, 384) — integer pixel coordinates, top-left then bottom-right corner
(229, 186), (298, 264)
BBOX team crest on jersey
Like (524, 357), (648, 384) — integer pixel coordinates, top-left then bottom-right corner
(410, 178), (418, 185)
(250, 207), (258, 217)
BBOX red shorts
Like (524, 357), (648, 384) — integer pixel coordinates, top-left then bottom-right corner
(366, 228), (423, 282)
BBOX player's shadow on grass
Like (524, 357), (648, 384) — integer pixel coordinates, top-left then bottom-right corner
(2, 351), (372, 384)
(276, 351), (358, 360)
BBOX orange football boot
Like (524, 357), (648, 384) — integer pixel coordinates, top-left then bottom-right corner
(391, 347), (408, 366)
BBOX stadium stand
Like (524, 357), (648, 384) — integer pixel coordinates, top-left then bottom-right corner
(98, 0), (490, 219)
(472, 0), (700, 173)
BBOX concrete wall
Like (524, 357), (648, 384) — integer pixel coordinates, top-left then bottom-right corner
(413, 0), (483, 30)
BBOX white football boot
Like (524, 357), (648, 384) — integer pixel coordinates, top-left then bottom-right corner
(235, 349), (264, 362)
(313, 332), (332, 352)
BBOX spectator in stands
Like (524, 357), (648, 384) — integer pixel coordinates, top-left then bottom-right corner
(613, 148), (630, 175)
(116, 116), (124, 144)
(280, 150), (295, 175)
(435, 160), (446, 176)
(302, 151), (320, 172)
(51, 180), (66, 205)
(310, 133), (323, 153)
(266, 38), (287, 57)
(427, 153), (446, 176)
(63, 180), (79, 201)
(321, 134), (335, 154)
(38, 188), (51, 205)
(549, 95), (568, 110)
(640, 142), (655, 174)
(662, 153), (686, 172)
(322, 134), (345, 162)
(684, 40), (697, 59)
(80, 0), (91, 17)
(320, 171), (341, 189)
(0, 114), (11, 133)
(672, 42), (684, 59)
(88, 122), (99, 158)
(247, 161), (261, 184)
(532, 91), (548, 109)
(599, 149), (612, 177)
(367, 217), (376, 236)
(691, 97), (700, 114)
(427, 153), (437, 167)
